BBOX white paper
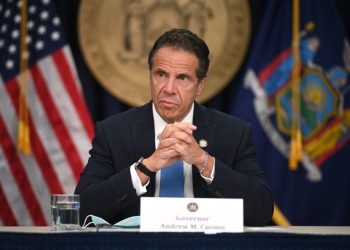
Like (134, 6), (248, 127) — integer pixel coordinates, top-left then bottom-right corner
(140, 197), (243, 233)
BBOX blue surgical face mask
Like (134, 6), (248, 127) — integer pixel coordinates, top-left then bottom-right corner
(82, 215), (140, 228)
(82, 215), (109, 228)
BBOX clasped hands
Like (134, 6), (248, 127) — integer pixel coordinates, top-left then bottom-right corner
(142, 122), (207, 174)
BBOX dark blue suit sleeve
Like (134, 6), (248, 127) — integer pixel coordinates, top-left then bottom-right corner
(75, 121), (139, 224)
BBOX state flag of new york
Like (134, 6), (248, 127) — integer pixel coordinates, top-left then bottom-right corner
(231, 0), (350, 225)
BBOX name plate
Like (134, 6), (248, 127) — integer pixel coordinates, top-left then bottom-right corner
(140, 197), (243, 233)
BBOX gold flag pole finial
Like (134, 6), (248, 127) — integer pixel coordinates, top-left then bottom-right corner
(17, 0), (30, 155)
(289, 0), (303, 170)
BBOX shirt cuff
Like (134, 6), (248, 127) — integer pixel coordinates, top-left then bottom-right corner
(130, 164), (149, 196)
(200, 157), (215, 184)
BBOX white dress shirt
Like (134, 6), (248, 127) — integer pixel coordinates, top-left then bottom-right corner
(130, 103), (214, 196)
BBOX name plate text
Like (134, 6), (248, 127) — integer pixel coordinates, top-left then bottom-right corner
(140, 197), (243, 233)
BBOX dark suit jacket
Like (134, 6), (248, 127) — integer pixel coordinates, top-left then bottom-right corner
(75, 102), (273, 226)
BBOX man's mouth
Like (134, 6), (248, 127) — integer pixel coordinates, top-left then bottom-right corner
(159, 100), (178, 109)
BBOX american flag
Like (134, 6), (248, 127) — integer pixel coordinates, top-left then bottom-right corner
(0, 0), (93, 225)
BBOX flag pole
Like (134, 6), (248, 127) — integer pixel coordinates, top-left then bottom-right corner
(289, 0), (302, 170)
(18, 0), (30, 155)
(273, 204), (291, 226)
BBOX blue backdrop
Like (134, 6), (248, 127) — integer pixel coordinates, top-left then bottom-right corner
(55, 0), (350, 226)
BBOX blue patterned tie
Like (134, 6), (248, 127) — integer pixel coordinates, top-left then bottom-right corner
(159, 161), (184, 197)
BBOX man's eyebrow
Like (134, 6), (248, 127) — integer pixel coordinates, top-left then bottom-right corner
(177, 73), (190, 77)
(152, 68), (165, 73)
(177, 72), (194, 79)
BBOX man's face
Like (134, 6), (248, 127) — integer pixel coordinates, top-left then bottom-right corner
(150, 46), (204, 123)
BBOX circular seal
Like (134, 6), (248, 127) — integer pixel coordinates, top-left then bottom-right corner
(187, 202), (198, 212)
(199, 139), (208, 148)
(78, 0), (251, 106)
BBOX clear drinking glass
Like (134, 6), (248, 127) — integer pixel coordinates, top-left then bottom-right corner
(50, 194), (80, 231)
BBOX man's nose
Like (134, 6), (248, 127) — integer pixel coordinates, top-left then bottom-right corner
(164, 77), (176, 94)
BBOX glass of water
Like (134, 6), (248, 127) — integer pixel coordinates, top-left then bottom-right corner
(51, 194), (80, 231)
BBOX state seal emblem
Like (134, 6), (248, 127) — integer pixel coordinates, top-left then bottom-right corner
(245, 27), (350, 181)
(78, 0), (251, 106)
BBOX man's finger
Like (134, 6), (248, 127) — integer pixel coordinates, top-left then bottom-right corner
(158, 122), (197, 140)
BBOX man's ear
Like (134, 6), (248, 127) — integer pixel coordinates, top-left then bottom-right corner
(196, 77), (206, 96)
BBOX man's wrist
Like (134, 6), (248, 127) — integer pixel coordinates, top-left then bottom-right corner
(196, 150), (214, 179)
(195, 150), (206, 169)
(135, 157), (156, 177)
(199, 151), (209, 174)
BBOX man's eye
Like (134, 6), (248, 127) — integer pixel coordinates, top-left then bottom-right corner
(180, 75), (193, 83)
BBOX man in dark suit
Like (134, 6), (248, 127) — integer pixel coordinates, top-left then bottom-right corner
(75, 29), (273, 226)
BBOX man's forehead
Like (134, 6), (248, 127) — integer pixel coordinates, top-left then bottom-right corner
(154, 46), (197, 58)
(152, 47), (198, 71)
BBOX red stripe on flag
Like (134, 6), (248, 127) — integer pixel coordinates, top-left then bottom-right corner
(31, 65), (84, 180)
(0, 115), (46, 226)
(258, 48), (292, 85)
(6, 80), (64, 195)
(315, 136), (350, 166)
(53, 49), (94, 140)
(0, 183), (17, 226)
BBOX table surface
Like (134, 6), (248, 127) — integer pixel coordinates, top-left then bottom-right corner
(2, 226), (350, 250)
(1, 226), (350, 235)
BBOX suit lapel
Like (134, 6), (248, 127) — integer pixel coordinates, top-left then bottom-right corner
(192, 103), (216, 197)
(130, 102), (156, 195)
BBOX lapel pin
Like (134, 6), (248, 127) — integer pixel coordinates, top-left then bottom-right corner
(199, 139), (208, 148)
